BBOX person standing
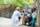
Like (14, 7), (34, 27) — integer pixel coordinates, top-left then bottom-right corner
(11, 7), (21, 27)
(32, 7), (37, 27)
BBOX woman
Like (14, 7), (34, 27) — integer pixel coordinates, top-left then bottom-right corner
(11, 7), (21, 27)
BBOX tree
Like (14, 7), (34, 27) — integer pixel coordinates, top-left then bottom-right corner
(0, 0), (34, 7)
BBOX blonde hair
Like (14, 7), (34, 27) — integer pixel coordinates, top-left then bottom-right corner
(16, 7), (23, 11)
(16, 7), (20, 10)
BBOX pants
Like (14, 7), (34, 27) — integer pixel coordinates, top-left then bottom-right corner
(28, 16), (32, 23)
(32, 22), (35, 27)
(32, 17), (36, 27)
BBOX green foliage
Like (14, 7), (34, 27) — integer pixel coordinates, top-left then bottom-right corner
(0, 0), (34, 7)
(12, 0), (33, 7)
(0, 0), (4, 4)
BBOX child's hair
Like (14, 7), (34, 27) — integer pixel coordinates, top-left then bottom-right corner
(32, 7), (36, 13)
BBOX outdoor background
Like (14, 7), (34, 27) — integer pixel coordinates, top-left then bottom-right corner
(0, 0), (40, 27)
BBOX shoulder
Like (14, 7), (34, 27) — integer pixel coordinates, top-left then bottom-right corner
(32, 12), (37, 16)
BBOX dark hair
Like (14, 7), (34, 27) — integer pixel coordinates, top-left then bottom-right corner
(23, 11), (24, 13)
(32, 8), (36, 13)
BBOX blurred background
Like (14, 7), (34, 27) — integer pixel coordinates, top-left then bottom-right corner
(0, 0), (40, 27)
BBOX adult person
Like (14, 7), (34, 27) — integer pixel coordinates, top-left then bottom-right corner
(22, 8), (32, 25)
(25, 8), (32, 26)
(27, 8), (32, 26)
(32, 7), (37, 27)
(11, 7), (21, 27)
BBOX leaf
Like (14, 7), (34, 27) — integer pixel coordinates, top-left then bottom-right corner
(0, 0), (34, 8)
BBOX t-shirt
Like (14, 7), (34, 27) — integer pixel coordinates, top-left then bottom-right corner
(32, 11), (37, 18)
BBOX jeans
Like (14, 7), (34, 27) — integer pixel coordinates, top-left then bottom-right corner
(32, 17), (36, 27)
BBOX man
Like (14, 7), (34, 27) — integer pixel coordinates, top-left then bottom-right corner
(32, 7), (37, 27)
(11, 7), (21, 27)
